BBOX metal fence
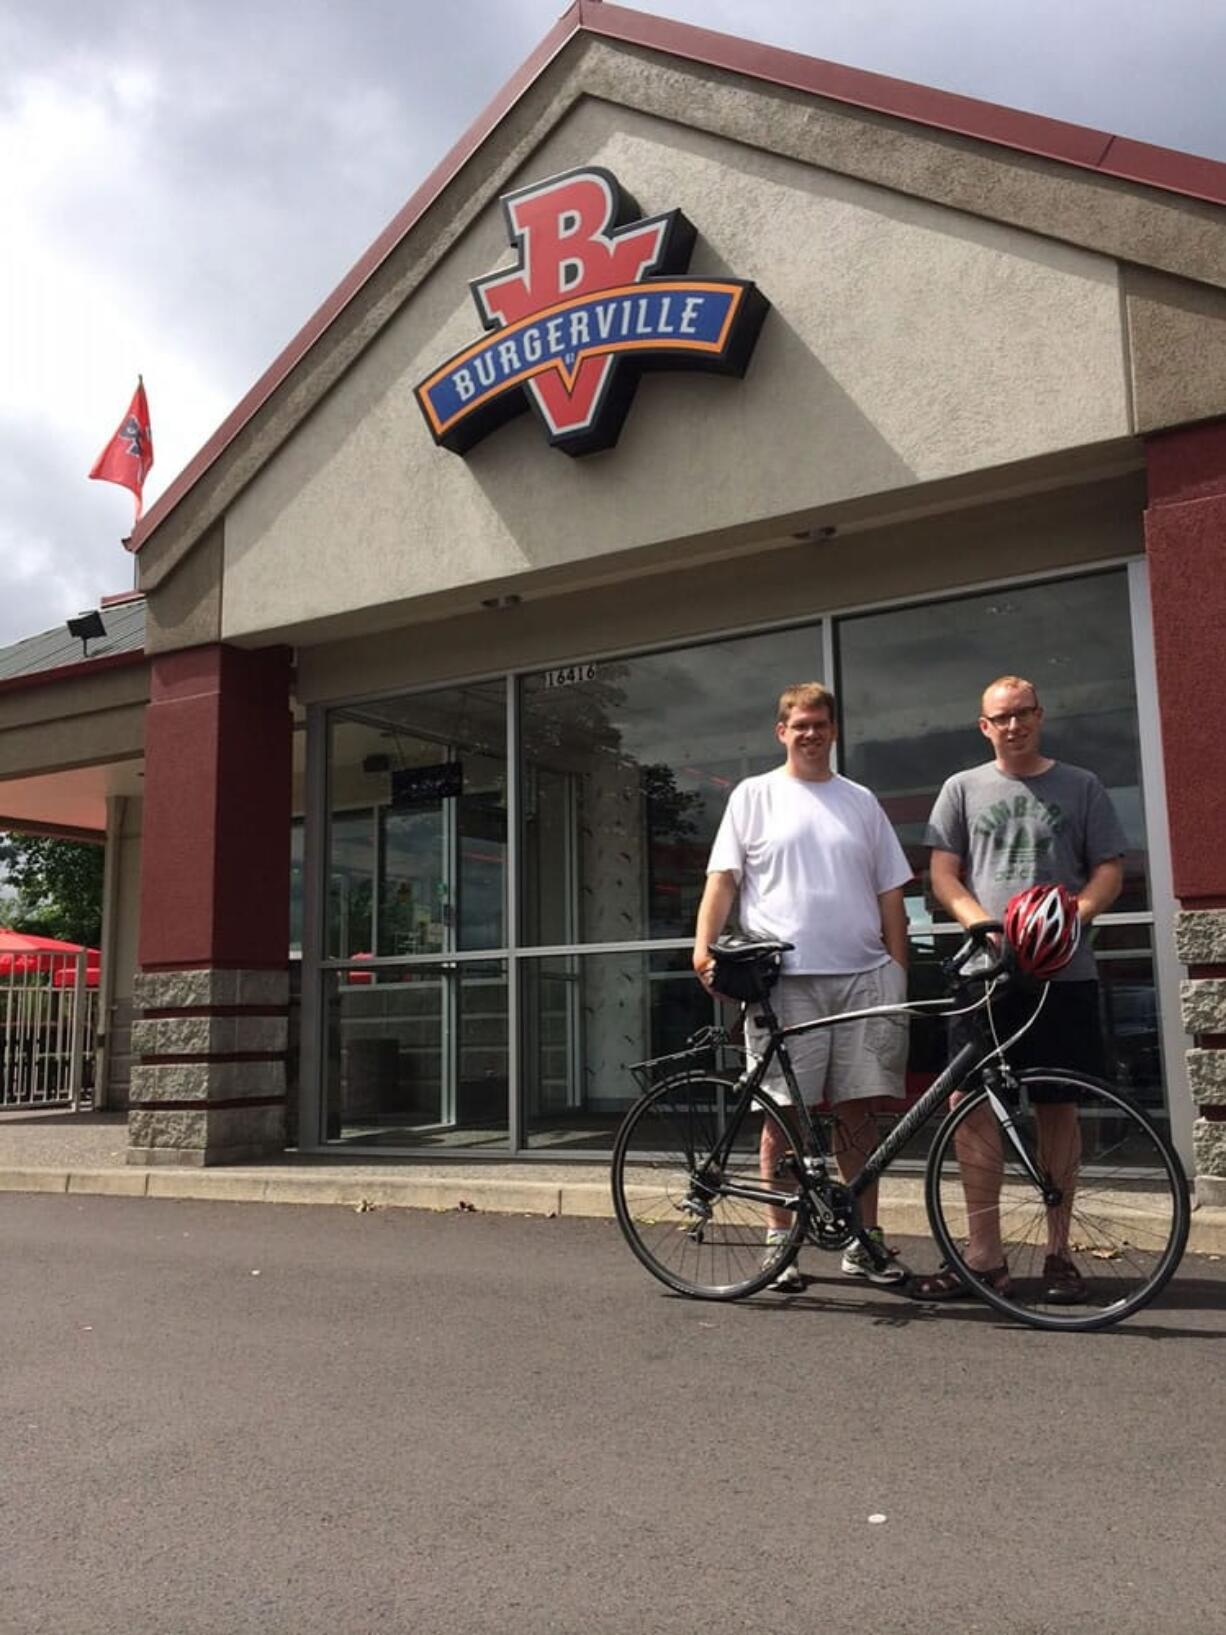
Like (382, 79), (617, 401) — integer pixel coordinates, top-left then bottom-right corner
(0, 953), (98, 1111)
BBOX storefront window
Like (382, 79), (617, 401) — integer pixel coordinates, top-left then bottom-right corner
(519, 627), (824, 947)
(289, 819), (305, 958)
(326, 681), (507, 961)
(521, 948), (709, 1147)
(328, 808), (374, 960)
(310, 567), (1171, 1154)
(323, 960), (508, 1147)
(836, 569), (1165, 1137)
(835, 569), (1149, 911)
(1092, 923), (1163, 1114)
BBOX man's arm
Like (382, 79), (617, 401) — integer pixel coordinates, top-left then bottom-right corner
(693, 870), (738, 987)
(878, 885), (909, 967)
(929, 848), (991, 930)
(1078, 859), (1123, 922)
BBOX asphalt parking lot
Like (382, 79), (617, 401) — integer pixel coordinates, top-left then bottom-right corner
(2, 1193), (1223, 1635)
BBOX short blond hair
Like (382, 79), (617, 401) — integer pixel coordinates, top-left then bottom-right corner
(777, 682), (836, 724)
(980, 675), (1040, 715)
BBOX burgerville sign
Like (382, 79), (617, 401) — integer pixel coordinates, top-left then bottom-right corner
(414, 167), (769, 457)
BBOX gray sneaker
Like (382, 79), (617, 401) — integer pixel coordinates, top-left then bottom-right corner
(841, 1227), (907, 1285)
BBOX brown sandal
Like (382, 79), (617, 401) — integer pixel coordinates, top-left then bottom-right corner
(910, 1260), (1012, 1301)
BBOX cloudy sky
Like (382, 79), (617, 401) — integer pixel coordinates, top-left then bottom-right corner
(4, 0), (1224, 649)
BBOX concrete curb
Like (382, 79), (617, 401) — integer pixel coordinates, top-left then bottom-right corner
(1, 1164), (1224, 1253)
(0, 1167), (576, 1216)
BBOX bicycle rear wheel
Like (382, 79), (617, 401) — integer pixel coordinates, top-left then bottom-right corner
(926, 1070), (1189, 1331)
(611, 1075), (806, 1299)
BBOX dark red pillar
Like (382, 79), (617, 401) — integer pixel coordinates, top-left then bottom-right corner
(1145, 421), (1226, 1199)
(130, 645), (293, 1165)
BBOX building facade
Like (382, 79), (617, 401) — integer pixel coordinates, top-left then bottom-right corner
(3, 2), (1225, 1196)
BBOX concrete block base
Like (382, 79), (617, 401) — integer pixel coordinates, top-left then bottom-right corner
(1192, 1117), (1226, 1179)
(1175, 908), (1226, 965)
(130, 963), (289, 1166)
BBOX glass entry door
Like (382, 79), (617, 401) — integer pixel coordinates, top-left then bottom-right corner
(322, 684), (508, 1149)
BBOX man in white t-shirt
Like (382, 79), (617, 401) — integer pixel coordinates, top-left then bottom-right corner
(692, 682), (913, 1291)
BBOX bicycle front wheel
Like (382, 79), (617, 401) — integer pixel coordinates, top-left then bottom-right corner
(611, 1075), (806, 1300)
(926, 1070), (1189, 1331)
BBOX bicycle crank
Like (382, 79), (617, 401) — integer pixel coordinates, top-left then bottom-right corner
(804, 1181), (857, 1250)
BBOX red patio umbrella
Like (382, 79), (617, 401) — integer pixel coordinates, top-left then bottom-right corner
(0, 930), (101, 979)
(50, 964), (100, 989)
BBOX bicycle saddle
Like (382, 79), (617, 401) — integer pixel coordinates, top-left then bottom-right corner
(709, 936), (794, 965)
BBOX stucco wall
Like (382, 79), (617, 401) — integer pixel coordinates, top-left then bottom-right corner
(223, 100), (1131, 644)
(297, 474), (1142, 706)
(0, 664), (147, 784)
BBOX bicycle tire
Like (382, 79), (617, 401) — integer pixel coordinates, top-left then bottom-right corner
(925, 1070), (1189, 1332)
(611, 1074), (807, 1300)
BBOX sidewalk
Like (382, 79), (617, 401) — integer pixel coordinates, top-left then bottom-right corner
(1, 1108), (1224, 1252)
(0, 1111), (615, 1220)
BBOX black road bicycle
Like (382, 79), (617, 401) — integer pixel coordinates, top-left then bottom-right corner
(610, 923), (1189, 1332)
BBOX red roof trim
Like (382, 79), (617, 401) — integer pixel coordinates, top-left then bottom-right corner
(129, 0), (1226, 555)
(586, 4), (1118, 170)
(0, 649), (147, 699)
(583, 2), (1226, 203)
(1097, 132), (1226, 202)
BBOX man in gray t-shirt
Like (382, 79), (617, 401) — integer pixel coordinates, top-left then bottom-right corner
(911, 674), (1126, 1305)
(927, 760), (1127, 984)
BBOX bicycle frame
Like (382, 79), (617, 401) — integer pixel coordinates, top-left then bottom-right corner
(700, 982), (1050, 1214)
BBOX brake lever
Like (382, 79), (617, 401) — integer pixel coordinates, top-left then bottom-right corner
(941, 920), (1007, 985)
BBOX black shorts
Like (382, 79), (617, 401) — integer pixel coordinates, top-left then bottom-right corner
(948, 980), (1106, 1100)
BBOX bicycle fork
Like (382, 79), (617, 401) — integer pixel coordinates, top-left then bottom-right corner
(981, 1070), (1062, 1206)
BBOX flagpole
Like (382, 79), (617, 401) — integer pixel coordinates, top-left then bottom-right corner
(133, 370), (142, 588)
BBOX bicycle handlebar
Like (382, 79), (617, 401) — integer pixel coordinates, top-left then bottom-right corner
(942, 920), (1009, 987)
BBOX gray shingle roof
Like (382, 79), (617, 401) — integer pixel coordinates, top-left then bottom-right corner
(0, 597), (145, 684)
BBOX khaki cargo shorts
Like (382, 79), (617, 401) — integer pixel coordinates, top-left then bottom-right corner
(745, 961), (909, 1106)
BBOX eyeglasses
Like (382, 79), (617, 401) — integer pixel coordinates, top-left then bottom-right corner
(984, 705), (1039, 728)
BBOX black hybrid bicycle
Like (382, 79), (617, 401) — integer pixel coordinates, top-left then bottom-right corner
(610, 923), (1189, 1332)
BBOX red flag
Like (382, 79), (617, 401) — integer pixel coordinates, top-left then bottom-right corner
(89, 378), (154, 518)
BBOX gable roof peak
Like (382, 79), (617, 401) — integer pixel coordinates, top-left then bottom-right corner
(130, 0), (1226, 561)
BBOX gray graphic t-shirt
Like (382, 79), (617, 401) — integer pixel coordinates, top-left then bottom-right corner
(925, 762), (1127, 982)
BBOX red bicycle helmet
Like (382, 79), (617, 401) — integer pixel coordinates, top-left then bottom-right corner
(1003, 883), (1082, 978)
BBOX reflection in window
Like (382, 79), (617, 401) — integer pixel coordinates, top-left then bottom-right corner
(520, 628), (823, 946)
(1093, 923), (1165, 1118)
(326, 682), (507, 960)
(381, 806), (444, 956)
(522, 949), (712, 1148)
(328, 809), (373, 960)
(836, 570), (1149, 913)
(323, 961), (508, 1148)
(290, 819), (305, 958)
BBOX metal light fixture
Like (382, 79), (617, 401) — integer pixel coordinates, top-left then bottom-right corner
(66, 610), (107, 657)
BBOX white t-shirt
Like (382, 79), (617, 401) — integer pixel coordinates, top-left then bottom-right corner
(707, 768), (912, 974)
